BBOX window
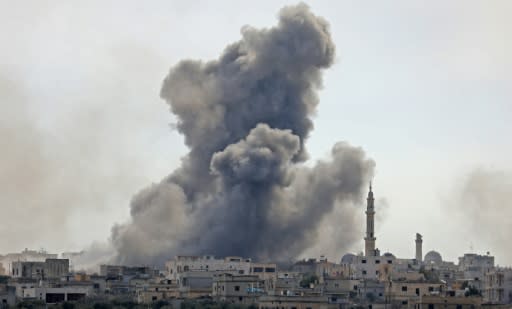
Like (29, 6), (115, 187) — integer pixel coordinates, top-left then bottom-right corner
(415, 288), (419, 296)
(265, 267), (276, 273)
(253, 267), (264, 273)
(362, 270), (367, 275)
(362, 260), (367, 264)
(428, 287), (434, 292)
(388, 260), (393, 264)
(402, 286), (407, 292)
(428, 305), (434, 309)
(376, 271), (379, 275)
(235, 286), (240, 291)
(456, 305), (462, 309)
(354, 285), (358, 291)
(239, 270), (244, 274)
(375, 260), (380, 264)
(402, 301), (408, 305)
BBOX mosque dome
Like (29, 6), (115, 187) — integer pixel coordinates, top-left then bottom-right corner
(383, 252), (396, 259)
(341, 253), (357, 264)
(424, 250), (443, 265)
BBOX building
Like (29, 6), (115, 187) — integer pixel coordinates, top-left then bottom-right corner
(213, 273), (263, 304)
(136, 279), (179, 304)
(258, 295), (339, 309)
(0, 249), (57, 276)
(385, 279), (446, 308)
(11, 259), (69, 280)
(165, 255), (277, 297)
(166, 255), (252, 281)
(276, 271), (302, 295)
(17, 286), (90, 304)
(458, 254), (494, 282)
(415, 295), (482, 309)
(483, 268), (512, 305)
(99, 265), (154, 279)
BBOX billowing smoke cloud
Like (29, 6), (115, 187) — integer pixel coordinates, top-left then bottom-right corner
(0, 42), (173, 256)
(112, 3), (375, 265)
(448, 168), (512, 264)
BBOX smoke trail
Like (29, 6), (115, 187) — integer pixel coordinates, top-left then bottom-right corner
(112, 3), (375, 265)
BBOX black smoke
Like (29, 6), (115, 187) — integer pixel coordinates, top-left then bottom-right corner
(111, 3), (375, 265)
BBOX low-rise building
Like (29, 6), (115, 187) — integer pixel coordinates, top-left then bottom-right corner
(11, 259), (69, 280)
(385, 279), (446, 308)
(258, 295), (338, 309)
(415, 295), (482, 309)
(136, 279), (179, 304)
(213, 273), (263, 304)
(19, 286), (90, 304)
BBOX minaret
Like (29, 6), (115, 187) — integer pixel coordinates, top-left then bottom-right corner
(364, 182), (376, 256)
(415, 233), (423, 263)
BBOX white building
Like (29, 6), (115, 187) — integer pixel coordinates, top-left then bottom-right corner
(166, 255), (252, 282)
(483, 268), (512, 304)
(458, 253), (494, 281)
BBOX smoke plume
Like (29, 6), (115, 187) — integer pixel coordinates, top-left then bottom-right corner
(112, 3), (375, 265)
(448, 168), (512, 263)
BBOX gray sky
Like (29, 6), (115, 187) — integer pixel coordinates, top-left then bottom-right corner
(1, 0), (511, 265)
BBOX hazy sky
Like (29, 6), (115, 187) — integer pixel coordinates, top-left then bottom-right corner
(1, 1), (511, 265)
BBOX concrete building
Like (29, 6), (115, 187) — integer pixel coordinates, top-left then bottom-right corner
(99, 265), (154, 279)
(0, 249), (57, 276)
(212, 273), (263, 304)
(357, 279), (386, 303)
(136, 279), (179, 304)
(483, 268), (512, 305)
(276, 271), (302, 295)
(18, 286), (90, 303)
(11, 259), (69, 280)
(258, 295), (339, 309)
(458, 253), (494, 281)
(166, 255), (252, 281)
(322, 277), (359, 300)
(292, 258), (349, 282)
(385, 279), (446, 308)
(341, 253), (396, 281)
(165, 255), (277, 297)
(414, 295), (482, 309)
(457, 253), (495, 291)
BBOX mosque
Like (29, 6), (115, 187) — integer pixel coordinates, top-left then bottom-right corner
(340, 183), (445, 280)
